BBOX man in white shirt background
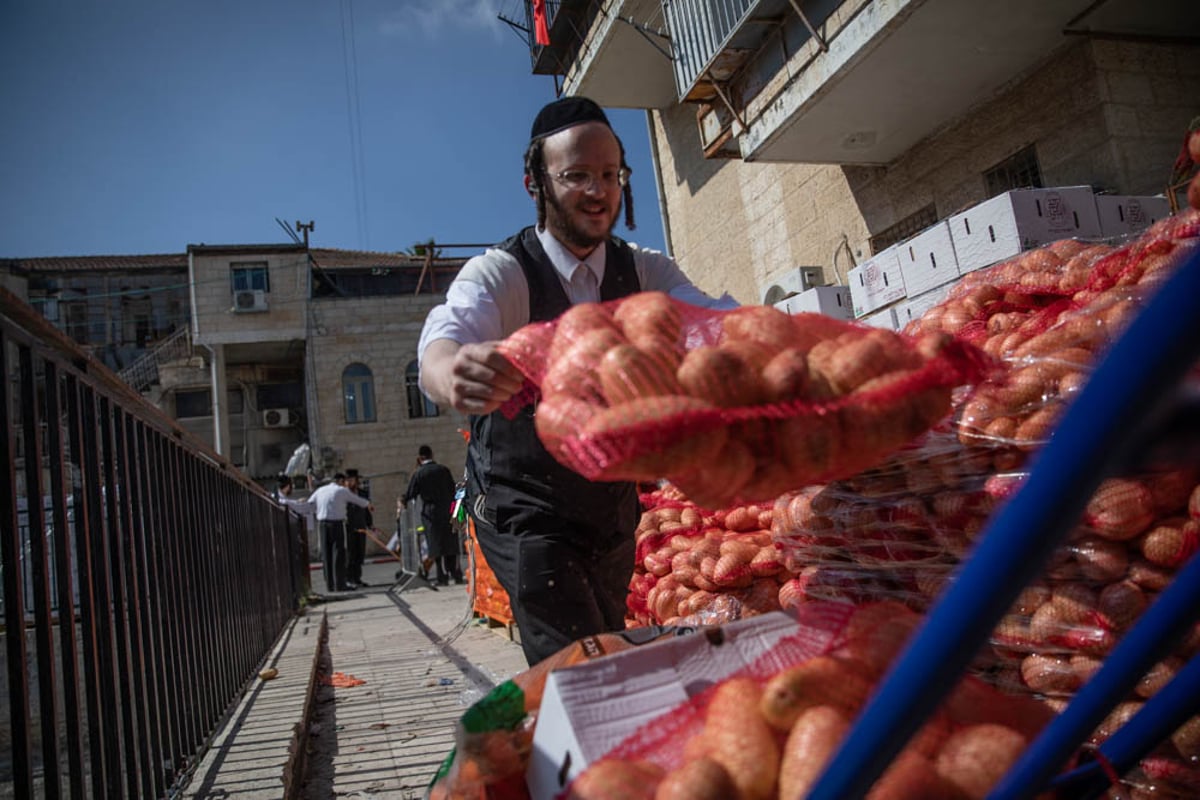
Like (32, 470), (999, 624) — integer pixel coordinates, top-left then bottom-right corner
(309, 472), (374, 593)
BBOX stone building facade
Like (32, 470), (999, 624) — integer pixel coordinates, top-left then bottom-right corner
(651, 37), (1200, 305)
(4, 242), (475, 557)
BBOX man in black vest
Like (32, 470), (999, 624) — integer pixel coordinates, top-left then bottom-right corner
(344, 469), (372, 589)
(417, 96), (734, 664)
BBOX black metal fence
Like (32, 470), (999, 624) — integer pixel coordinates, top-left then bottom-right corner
(1, 286), (308, 798)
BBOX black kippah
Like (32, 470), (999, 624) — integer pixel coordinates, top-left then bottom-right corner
(530, 96), (611, 142)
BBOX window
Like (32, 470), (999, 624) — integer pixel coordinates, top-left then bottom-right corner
(175, 389), (243, 418)
(405, 360), (439, 419)
(869, 204), (939, 255)
(256, 382), (304, 410)
(231, 262), (270, 293)
(176, 389), (211, 418)
(343, 363), (376, 423)
(61, 300), (89, 343)
(984, 145), (1043, 197)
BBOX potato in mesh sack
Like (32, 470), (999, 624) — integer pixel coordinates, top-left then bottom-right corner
(497, 294), (992, 509)
(564, 602), (1057, 800)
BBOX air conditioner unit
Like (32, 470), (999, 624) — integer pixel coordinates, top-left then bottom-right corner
(233, 289), (268, 312)
(262, 408), (293, 428)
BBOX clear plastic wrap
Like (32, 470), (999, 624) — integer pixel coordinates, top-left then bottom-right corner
(621, 210), (1200, 798)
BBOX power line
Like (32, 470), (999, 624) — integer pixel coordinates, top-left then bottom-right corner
(340, 0), (370, 249)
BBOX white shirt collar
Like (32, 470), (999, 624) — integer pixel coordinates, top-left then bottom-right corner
(536, 225), (605, 287)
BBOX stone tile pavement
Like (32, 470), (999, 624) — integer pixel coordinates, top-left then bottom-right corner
(181, 558), (528, 799)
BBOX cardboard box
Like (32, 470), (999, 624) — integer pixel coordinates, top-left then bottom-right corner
(858, 306), (899, 331)
(1094, 194), (1172, 238)
(773, 285), (852, 320)
(527, 612), (816, 800)
(898, 220), (960, 297)
(894, 285), (952, 330)
(948, 186), (1102, 274)
(848, 246), (906, 317)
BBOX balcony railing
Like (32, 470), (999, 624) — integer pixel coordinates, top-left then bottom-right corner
(664, 0), (762, 100)
(117, 326), (192, 394)
(1, 286), (308, 798)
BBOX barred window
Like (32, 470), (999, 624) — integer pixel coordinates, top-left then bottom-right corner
(869, 204), (939, 254)
(984, 145), (1043, 197)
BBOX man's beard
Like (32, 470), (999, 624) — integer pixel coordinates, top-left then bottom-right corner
(544, 188), (620, 252)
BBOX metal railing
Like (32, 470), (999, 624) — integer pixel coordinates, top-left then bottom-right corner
(116, 326), (192, 394)
(664, 0), (761, 98)
(1, 286), (308, 798)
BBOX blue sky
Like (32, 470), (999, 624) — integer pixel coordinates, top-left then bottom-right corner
(0, 0), (668, 258)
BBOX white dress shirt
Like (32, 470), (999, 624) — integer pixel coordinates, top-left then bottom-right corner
(309, 482), (370, 522)
(417, 227), (736, 376)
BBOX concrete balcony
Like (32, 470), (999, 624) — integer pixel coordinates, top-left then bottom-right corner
(553, 0), (1198, 163)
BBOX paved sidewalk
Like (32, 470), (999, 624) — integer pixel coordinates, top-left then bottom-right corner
(183, 558), (528, 799)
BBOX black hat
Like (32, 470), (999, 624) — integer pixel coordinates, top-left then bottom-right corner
(530, 96), (611, 142)
(344, 468), (360, 478)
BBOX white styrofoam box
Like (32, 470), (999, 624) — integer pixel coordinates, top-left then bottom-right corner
(1095, 194), (1172, 238)
(848, 246), (905, 317)
(773, 285), (852, 320)
(948, 186), (1103, 274)
(859, 306), (899, 331)
(898, 220), (960, 297)
(894, 284), (952, 330)
(761, 266), (825, 303)
(528, 612), (814, 800)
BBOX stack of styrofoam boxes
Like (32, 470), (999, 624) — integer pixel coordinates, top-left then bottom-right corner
(894, 284), (953, 332)
(1094, 194), (1172, 239)
(858, 306), (899, 331)
(897, 220), (961, 298)
(947, 186), (1103, 275)
(848, 245), (906, 320)
(773, 285), (852, 321)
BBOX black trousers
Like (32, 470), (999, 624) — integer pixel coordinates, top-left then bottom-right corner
(433, 553), (463, 584)
(320, 520), (347, 591)
(472, 510), (635, 666)
(346, 527), (365, 583)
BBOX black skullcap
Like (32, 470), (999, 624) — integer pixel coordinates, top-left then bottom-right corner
(530, 96), (611, 142)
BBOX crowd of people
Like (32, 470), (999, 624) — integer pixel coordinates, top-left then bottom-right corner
(273, 443), (464, 594)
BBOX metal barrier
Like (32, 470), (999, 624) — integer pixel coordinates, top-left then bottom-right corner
(390, 500), (437, 592)
(1, 287), (307, 798)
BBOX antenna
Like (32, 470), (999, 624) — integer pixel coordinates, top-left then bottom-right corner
(296, 220), (315, 247)
(276, 217), (303, 245)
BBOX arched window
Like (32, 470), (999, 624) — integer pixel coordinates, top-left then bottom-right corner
(342, 362), (376, 423)
(405, 360), (439, 419)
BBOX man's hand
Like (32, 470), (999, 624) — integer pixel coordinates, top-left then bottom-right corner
(423, 339), (526, 416)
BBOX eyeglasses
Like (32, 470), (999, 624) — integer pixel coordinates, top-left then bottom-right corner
(547, 167), (631, 191)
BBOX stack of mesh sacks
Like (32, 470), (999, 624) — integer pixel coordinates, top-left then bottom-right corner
(766, 209), (1200, 798)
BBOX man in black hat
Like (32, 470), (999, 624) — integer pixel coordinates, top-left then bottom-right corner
(401, 445), (462, 585)
(416, 96), (733, 665)
(343, 469), (372, 589)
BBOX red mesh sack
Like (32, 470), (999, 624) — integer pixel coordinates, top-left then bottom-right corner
(567, 602), (1057, 800)
(629, 488), (784, 627)
(498, 295), (992, 509)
